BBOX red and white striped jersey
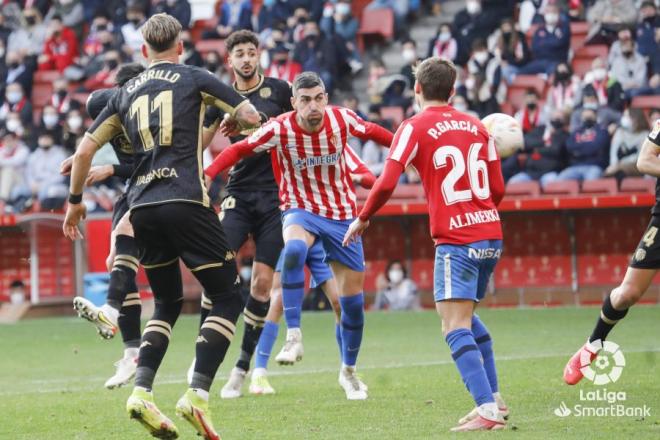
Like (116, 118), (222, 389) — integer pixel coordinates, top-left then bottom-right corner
(235, 106), (392, 220)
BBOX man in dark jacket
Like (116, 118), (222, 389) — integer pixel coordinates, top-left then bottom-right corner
(518, 3), (570, 75)
(452, 0), (502, 65)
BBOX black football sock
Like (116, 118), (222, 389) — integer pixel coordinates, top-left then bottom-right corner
(589, 295), (629, 343)
(235, 295), (270, 372)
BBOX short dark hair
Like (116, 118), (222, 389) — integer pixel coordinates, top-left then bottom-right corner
(115, 63), (145, 87)
(414, 57), (456, 102)
(525, 87), (540, 98)
(226, 29), (259, 53)
(385, 260), (407, 282)
(292, 71), (325, 95)
(471, 38), (487, 51)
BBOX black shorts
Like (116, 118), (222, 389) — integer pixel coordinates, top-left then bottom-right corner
(630, 215), (660, 269)
(219, 190), (283, 269)
(111, 193), (129, 230)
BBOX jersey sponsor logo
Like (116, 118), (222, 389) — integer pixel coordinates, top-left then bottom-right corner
(448, 208), (500, 230)
(294, 152), (342, 170)
(468, 247), (502, 260)
(135, 167), (180, 186)
(259, 87), (272, 98)
(126, 69), (181, 93)
(427, 119), (479, 140)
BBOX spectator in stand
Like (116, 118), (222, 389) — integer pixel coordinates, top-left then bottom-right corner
(180, 31), (203, 67)
(604, 108), (650, 178)
(50, 78), (72, 116)
(551, 107), (610, 182)
(4, 51), (34, 97)
(343, 93), (369, 121)
(0, 83), (32, 126)
(508, 109), (568, 186)
(293, 21), (343, 95)
(544, 62), (582, 115)
(153, 0), (192, 30)
(83, 50), (121, 91)
(45, 0), (85, 39)
(609, 27), (634, 64)
(82, 15), (114, 60)
(609, 37), (648, 99)
(400, 39), (420, 91)
(7, 8), (47, 60)
(258, 0), (292, 33)
(636, 1), (658, 60)
(488, 18), (531, 83)
(453, 0), (501, 65)
(0, 129), (29, 208)
(464, 71), (500, 118)
(582, 57), (626, 113)
(586, 0), (638, 45)
(321, 0), (362, 73)
(285, 8), (310, 45)
(61, 108), (85, 153)
(121, 5), (146, 58)
(0, 13), (12, 46)
(373, 260), (420, 311)
(203, 0), (253, 39)
(517, 3), (570, 76)
(450, 94), (480, 118)
(467, 39), (506, 106)
(569, 85), (621, 132)
(38, 15), (78, 72)
(365, 0), (409, 40)
(11, 131), (68, 211)
(203, 50), (231, 83)
(427, 23), (458, 62)
(76, 27), (121, 81)
(518, 0), (547, 33)
(39, 105), (63, 144)
(381, 77), (413, 113)
(515, 87), (548, 134)
(367, 57), (387, 95)
(264, 44), (302, 83)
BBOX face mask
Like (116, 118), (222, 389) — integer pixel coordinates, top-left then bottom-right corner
(129, 18), (141, 26)
(622, 50), (633, 58)
(239, 267), (252, 282)
(465, 77), (476, 90)
(8, 62), (19, 70)
(96, 24), (107, 32)
(183, 41), (194, 50)
(106, 59), (118, 70)
(592, 68), (606, 81)
(545, 13), (559, 26)
(60, 0), (73, 5)
(454, 102), (468, 112)
(474, 51), (488, 64)
(6, 119), (21, 133)
(25, 16), (37, 26)
(388, 269), (404, 284)
(39, 142), (53, 149)
(206, 62), (219, 72)
(526, 101), (537, 110)
(620, 115), (632, 130)
(583, 102), (598, 111)
(438, 31), (451, 43)
(68, 116), (83, 130)
(336, 3), (351, 16)
(466, 1), (481, 14)
(556, 70), (570, 81)
(43, 114), (59, 128)
(402, 49), (416, 63)
(274, 57), (287, 65)
(263, 0), (275, 7)
(57, 89), (68, 98)
(6, 91), (22, 104)
(550, 119), (564, 129)
(583, 118), (596, 128)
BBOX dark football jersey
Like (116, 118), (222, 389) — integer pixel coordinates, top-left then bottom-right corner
(86, 62), (248, 209)
(204, 75), (292, 193)
(647, 119), (660, 215)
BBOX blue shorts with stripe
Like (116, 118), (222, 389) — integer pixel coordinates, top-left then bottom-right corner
(275, 238), (334, 288)
(282, 209), (365, 273)
(434, 240), (502, 302)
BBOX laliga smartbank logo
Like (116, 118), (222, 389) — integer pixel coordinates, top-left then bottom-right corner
(554, 340), (651, 418)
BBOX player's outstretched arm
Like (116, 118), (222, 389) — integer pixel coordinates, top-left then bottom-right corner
(63, 135), (101, 240)
(636, 138), (660, 178)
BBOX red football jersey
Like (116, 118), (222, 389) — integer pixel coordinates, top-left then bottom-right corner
(387, 105), (504, 245)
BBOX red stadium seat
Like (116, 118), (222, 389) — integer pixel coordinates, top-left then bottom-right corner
(357, 8), (394, 51)
(505, 181), (541, 197)
(630, 95), (660, 112)
(31, 83), (53, 108)
(570, 21), (590, 35)
(571, 57), (594, 77)
(190, 18), (218, 43)
(620, 176), (656, 194)
(33, 70), (61, 84)
(507, 75), (546, 110)
(380, 106), (405, 130)
(543, 180), (579, 195)
(572, 45), (609, 77)
(195, 39), (226, 58)
(391, 184), (424, 200)
(580, 178), (617, 195)
(352, 0), (372, 20)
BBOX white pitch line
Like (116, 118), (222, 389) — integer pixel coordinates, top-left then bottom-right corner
(1, 348), (659, 397)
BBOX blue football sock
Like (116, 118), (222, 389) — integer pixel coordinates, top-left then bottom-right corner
(280, 239), (308, 329)
(339, 293), (364, 367)
(335, 322), (343, 362)
(254, 320), (279, 369)
(445, 328), (494, 406)
(472, 314), (498, 394)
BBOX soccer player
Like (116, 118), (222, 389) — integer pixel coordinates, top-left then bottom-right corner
(63, 13), (261, 440)
(205, 71), (393, 399)
(563, 120), (660, 385)
(62, 63), (146, 390)
(343, 57), (508, 431)
(197, 29), (294, 399)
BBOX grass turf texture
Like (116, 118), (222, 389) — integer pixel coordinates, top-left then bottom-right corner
(1, 306), (659, 439)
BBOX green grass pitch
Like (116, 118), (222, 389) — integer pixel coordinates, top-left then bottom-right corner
(1, 306), (659, 439)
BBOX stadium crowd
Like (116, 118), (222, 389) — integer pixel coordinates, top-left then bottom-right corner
(0, 0), (658, 214)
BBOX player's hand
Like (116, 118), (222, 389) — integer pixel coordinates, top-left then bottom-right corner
(85, 165), (114, 186)
(220, 113), (241, 137)
(63, 203), (87, 241)
(60, 156), (74, 176)
(342, 217), (369, 247)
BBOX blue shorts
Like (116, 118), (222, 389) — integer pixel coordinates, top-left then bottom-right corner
(275, 238), (334, 288)
(434, 240), (502, 302)
(282, 209), (365, 273)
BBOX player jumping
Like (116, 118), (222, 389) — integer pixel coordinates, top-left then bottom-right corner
(343, 57), (509, 431)
(63, 13), (260, 440)
(563, 119), (660, 385)
(205, 71), (393, 400)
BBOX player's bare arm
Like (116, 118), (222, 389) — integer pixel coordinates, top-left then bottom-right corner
(636, 138), (660, 178)
(63, 135), (101, 240)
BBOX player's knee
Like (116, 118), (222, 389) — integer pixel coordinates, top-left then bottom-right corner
(282, 240), (307, 271)
(105, 255), (113, 273)
(612, 283), (643, 308)
(250, 271), (272, 301)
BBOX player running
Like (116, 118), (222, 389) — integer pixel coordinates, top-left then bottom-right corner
(563, 119), (660, 385)
(63, 13), (260, 440)
(205, 71), (393, 400)
(343, 57), (508, 431)
(62, 63), (145, 390)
